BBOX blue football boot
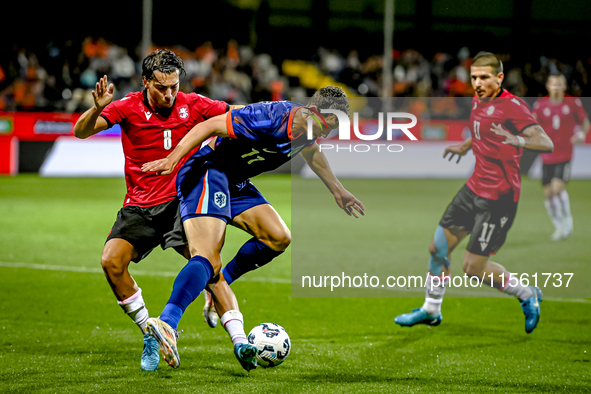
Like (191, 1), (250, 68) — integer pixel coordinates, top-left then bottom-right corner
(146, 317), (180, 368)
(521, 286), (542, 334)
(141, 332), (160, 371)
(395, 307), (442, 327)
(234, 343), (257, 372)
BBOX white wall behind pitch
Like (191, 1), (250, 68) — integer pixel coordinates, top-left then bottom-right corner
(301, 142), (591, 179)
(40, 137), (124, 177)
(39, 138), (591, 179)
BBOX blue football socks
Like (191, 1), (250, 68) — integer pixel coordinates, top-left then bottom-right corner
(428, 226), (451, 275)
(222, 238), (283, 285)
(160, 255), (214, 330)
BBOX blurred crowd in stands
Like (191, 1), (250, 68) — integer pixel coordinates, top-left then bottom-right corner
(1, 36), (589, 114)
(0, 37), (285, 112)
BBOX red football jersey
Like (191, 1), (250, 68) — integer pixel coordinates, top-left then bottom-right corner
(533, 96), (587, 164)
(101, 91), (228, 207)
(466, 89), (537, 202)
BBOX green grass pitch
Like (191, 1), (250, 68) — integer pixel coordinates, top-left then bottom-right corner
(0, 174), (589, 393)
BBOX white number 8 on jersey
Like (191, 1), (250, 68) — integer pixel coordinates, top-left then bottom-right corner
(163, 129), (172, 150)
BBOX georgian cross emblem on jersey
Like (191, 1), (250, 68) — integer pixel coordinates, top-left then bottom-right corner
(179, 107), (189, 119)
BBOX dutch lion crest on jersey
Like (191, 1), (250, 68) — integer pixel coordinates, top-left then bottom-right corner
(214, 192), (227, 208)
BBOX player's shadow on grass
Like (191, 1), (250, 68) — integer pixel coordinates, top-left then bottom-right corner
(543, 338), (591, 346)
(389, 322), (530, 350)
(296, 372), (421, 384)
(297, 372), (588, 392)
(199, 364), (254, 378)
(131, 364), (250, 379)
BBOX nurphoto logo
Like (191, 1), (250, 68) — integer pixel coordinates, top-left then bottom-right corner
(307, 109), (419, 153)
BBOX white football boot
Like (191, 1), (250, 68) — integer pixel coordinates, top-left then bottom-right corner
(203, 290), (219, 328)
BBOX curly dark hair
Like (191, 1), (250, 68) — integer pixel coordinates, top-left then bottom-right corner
(141, 49), (186, 81)
(308, 86), (350, 117)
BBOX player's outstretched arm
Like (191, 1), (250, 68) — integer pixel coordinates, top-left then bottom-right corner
(73, 75), (113, 139)
(491, 123), (553, 152)
(300, 143), (365, 218)
(141, 113), (229, 175)
(443, 137), (472, 163)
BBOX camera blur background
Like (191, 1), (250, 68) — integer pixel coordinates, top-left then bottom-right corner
(3, 0), (591, 112)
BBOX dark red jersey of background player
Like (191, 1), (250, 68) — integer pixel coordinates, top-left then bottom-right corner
(466, 89), (537, 203)
(100, 91), (227, 207)
(533, 95), (587, 165)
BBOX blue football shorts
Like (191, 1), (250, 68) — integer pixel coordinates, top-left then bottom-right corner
(177, 165), (268, 223)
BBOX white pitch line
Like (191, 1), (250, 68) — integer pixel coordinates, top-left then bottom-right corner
(0, 261), (290, 284)
(0, 261), (589, 303)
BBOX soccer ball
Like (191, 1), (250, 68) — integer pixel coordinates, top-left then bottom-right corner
(247, 323), (291, 368)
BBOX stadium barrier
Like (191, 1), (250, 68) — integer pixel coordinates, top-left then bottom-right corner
(2, 112), (591, 179)
(0, 112), (118, 175)
(299, 141), (591, 180)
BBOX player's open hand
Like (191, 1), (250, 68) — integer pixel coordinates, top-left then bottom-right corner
(570, 131), (586, 144)
(141, 157), (176, 175)
(490, 123), (519, 146)
(443, 144), (468, 163)
(92, 75), (114, 110)
(333, 189), (365, 218)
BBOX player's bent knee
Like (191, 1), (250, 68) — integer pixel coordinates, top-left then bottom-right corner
(209, 258), (222, 275)
(462, 260), (484, 278)
(188, 244), (218, 260)
(188, 249), (222, 274)
(543, 185), (553, 199)
(101, 239), (135, 278)
(257, 228), (291, 251)
(269, 230), (291, 251)
(188, 245), (201, 259)
(100, 254), (129, 278)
